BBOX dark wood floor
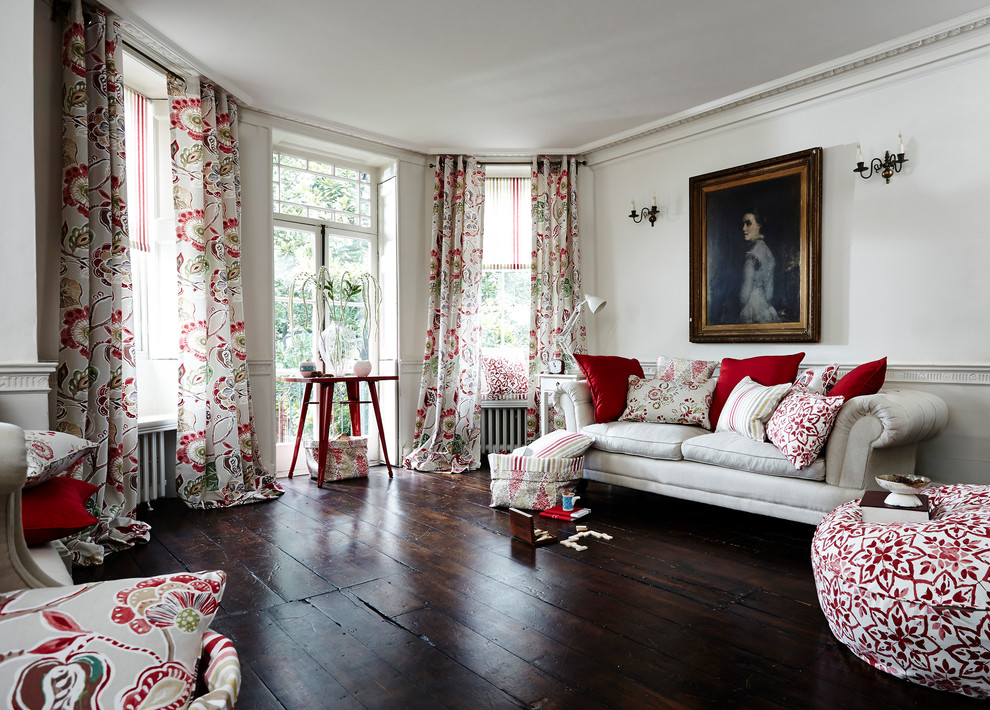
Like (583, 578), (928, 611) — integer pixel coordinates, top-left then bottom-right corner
(76, 466), (985, 710)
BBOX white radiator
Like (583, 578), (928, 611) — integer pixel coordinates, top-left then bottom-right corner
(481, 401), (528, 455)
(137, 425), (174, 508)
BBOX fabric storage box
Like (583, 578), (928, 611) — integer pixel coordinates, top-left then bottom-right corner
(305, 436), (370, 483)
(488, 453), (584, 510)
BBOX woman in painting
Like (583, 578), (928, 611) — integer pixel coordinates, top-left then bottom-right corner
(739, 209), (781, 323)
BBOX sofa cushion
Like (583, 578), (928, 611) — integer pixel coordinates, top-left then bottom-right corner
(528, 429), (595, 458)
(715, 377), (791, 442)
(793, 364), (839, 395)
(655, 355), (719, 383)
(619, 374), (717, 428)
(0, 571), (226, 710)
(830, 357), (887, 400)
(21, 476), (99, 545)
(24, 430), (99, 488)
(767, 389), (846, 470)
(709, 353), (805, 429)
(574, 354), (645, 422)
(582, 421), (707, 461)
(681, 432), (826, 481)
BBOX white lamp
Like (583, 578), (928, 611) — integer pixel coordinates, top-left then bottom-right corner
(556, 294), (607, 371)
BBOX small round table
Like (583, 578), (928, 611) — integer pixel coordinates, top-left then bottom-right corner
(812, 484), (990, 698)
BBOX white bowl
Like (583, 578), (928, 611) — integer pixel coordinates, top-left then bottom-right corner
(875, 474), (931, 508)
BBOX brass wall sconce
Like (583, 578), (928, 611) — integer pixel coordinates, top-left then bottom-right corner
(854, 133), (908, 184)
(629, 196), (662, 226)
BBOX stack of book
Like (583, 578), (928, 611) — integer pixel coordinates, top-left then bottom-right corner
(859, 490), (930, 523)
(539, 504), (590, 521)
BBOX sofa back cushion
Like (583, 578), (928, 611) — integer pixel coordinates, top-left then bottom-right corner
(619, 374), (718, 429)
(715, 377), (791, 442)
(709, 353), (804, 429)
(829, 357), (887, 400)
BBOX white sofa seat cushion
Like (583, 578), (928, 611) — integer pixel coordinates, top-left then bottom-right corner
(681, 432), (826, 481)
(582, 421), (707, 461)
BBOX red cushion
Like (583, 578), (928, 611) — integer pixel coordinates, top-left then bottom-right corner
(709, 353), (805, 429)
(829, 357), (887, 400)
(574, 354), (646, 422)
(21, 477), (98, 545)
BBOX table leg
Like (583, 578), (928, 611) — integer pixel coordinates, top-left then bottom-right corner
(345, 380), (362, 436)
(367, 382), (393, 478)
(317, 382), (335, 488)
(288, 382), (313, 478)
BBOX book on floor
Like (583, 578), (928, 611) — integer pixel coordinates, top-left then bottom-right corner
(860, 490), (931, 523)
(538, 505), (591, 521)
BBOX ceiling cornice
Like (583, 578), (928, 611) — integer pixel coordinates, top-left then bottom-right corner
(579, 9), (990, 161)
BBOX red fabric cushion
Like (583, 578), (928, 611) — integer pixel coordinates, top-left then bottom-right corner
(829, 357), (887, 400)
(709, 353), (805, 429)
(574, 354), (646, 422)
(21, 477), (98, 545)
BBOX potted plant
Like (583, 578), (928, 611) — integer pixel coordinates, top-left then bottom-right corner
(290, 267), (381, 376)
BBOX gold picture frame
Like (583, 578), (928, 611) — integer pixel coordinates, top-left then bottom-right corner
(689, 148), (822, 343)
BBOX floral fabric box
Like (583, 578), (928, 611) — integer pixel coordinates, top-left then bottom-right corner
(488, 454), (584, 510)
(305, 436), (370, 484)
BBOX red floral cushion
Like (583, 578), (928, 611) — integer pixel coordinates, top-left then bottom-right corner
(574, 354), (646, 423)
(766, 390), (845, 469)
(709, 353), (805, 429)
(24, 430), (98, 488)
(0, 571), (227, 709)
(21, 476), (98, 545)
(792, 364), (839, 395)
(829, 357), (887, 399)
(481, 356), (528, 399)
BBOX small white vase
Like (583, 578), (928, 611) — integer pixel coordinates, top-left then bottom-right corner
(353, 360), (373, 377)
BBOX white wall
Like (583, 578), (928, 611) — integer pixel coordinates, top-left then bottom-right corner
(585, 36), (990, 483)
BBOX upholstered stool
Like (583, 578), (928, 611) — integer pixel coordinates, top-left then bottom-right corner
(812, 484), (990, 698)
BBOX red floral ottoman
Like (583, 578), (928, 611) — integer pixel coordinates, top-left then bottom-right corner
(812, 484), (990, 698)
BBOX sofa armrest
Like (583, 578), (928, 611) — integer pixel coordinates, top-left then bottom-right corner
(824, 389), (948, 490)
(554, 381), (596, 432)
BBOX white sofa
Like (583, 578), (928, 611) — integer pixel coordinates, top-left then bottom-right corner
(555, 382), (948, 524)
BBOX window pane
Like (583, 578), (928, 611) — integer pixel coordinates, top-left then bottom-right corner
(335, 166), (358, 180)
(308, 160), (333, 174)
(279, 167), (315, 205)
(280, 155), (305, 168)
(481, 269), (530, 350)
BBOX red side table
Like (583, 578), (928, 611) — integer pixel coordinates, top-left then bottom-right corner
(283, 375), (398, 485)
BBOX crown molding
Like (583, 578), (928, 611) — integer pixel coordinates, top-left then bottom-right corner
(582, 10), (990, 164)
(638, 362), (990, 387)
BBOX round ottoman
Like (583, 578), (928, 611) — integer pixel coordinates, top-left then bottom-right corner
(812, 484), (990, 698)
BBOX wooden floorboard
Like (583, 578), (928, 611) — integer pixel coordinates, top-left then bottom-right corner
(75, 466), (988, 709)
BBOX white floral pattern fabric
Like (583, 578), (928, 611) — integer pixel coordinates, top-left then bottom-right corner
(304, 437), (369, 483)
(0, 571), (228, 709)
(620, 375), (718, 428)
(766, 390), (845, 469)
(169, 73), (283, 508)
(481, 356), (528, 400)
(812, 485), (990, 698)
(488, 454), (584, 509)
(404, 157), (485, 472)
(23, 431), (98, 489)
(525, 157), (581, 438)
(655, 356), (719, 384)
(793, 364), (840, 395)
(58, 1), (149, 565)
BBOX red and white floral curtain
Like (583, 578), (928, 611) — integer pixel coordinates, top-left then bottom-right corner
(526, 157), (582, 439)
(58, 0), (150, 565)
(404, 157), (486, 472)
(168, 73), (283, 508)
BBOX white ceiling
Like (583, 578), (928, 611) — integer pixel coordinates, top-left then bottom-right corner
(107, 0), (990, 155)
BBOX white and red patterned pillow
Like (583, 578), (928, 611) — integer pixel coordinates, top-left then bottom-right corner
(481, 356), (528, 399)
(24, 430), (99, 488)
(0, 571), (226, 709)
(528, 429), (594, 459)
(620, 374), (718, 429)
(766, 389), (846, 469)
(792, 364), (839, 395)
(715, 377), (791, 441)
(655, 355), (719, 383)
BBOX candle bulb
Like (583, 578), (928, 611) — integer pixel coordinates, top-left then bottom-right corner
(856, 143), (863, 163)
(652, 194), (657, 207)
(898, 132), (904, 154)
(631, 200), (636, 211)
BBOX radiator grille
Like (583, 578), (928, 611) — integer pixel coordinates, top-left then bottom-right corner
(137, 428), (171, 508)
(481, 403), (528, 455)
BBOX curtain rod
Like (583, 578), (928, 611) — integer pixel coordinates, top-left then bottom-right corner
(122, 40), (178, 78)
(429, 158), (587, 168)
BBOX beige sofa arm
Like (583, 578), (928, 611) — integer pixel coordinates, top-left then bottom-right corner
(554, 381), (596, 432)
(0, 423), (66, 592)
(824, 389), (948, 490)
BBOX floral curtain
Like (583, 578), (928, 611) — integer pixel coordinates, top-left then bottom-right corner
(404, 157), (486, 472)
(169, 73), (283, 508)
(58, 0), (150, 565)
(526, 157), (582, 439)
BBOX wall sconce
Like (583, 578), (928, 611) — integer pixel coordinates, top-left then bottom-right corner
(854, 133), (908, 184)
(629, 196), (661, 226)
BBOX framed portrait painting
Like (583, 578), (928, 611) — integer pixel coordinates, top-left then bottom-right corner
(689, 148), (822, 343)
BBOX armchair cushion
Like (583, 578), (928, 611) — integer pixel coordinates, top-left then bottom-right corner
(21, 477), (98, 545)
(24, 431), (98, 489)
(0, 570), (227, 709)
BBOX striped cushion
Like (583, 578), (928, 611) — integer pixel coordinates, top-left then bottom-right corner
(528, 430), (595, 459)
(715, 376), (791, 442)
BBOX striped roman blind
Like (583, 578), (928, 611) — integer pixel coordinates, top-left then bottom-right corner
(483, 177), (531, 269)
(124, 86), (152, 252)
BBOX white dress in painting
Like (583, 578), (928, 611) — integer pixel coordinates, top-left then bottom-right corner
(739, 238), (781, 323)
